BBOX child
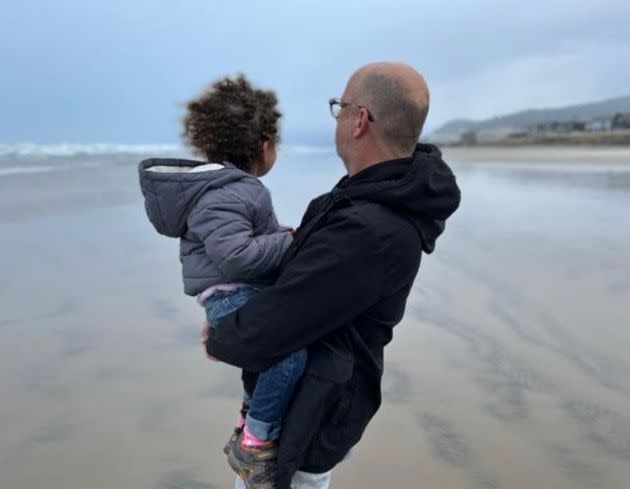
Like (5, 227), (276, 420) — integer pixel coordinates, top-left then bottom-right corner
(138, 75), (307, 489)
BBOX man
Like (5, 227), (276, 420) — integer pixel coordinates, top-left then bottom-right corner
(202, 62), (461, 489)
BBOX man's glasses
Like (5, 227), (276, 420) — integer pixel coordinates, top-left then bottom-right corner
(329, 98), (375, 122)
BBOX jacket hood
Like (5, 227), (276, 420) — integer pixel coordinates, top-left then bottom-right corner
(138, 158), (250, 238)
(337, 144), (461, 253)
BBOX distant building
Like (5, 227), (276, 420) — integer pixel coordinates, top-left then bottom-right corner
(534, 121), (586, 134)
(507, 131), (529, 139)
(459, 130), (478, 145)
(612, 113), (630, 130)
(535, 121), (554, 133)
(586, 118), (613, 132)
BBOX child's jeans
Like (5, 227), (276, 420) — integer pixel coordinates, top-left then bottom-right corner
(204, 287), (307, 441)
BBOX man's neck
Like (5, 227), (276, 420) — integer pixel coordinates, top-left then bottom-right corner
(347, 146), (410, 177)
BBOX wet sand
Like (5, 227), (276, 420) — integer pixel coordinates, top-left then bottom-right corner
(1, 150), (629, 489)
(443, 145), (630, 164)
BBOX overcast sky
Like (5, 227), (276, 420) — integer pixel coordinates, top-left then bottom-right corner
(2, 0), (629, 145)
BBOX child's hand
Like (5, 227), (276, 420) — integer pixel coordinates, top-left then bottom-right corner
(200, 320), (219, 362)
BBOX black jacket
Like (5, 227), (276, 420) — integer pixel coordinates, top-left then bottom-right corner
(206, 144), (461, 488)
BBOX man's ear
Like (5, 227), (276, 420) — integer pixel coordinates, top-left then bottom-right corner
(352, 109), (370, 138)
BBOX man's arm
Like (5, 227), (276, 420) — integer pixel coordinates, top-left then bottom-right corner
(205, 208), (385, 371)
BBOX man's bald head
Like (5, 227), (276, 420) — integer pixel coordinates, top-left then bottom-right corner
(346, 62), (429, 154)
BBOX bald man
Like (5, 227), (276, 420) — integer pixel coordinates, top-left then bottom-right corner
(204, 62), (461, 489)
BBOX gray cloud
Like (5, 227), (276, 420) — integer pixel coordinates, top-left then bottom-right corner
(1, 0), (629, 143)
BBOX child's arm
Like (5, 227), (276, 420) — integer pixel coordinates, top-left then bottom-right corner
(188, 190), (293, 283)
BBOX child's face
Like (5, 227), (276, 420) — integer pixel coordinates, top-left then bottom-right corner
(256, 140), (277, 177)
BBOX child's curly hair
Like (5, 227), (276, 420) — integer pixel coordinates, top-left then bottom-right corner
(182, 75), (281, 171)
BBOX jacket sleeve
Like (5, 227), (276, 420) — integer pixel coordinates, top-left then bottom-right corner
(205, 208), (386, 371)
(188, 190), (293, 283)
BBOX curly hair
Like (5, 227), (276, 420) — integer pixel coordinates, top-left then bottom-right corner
(182, 75), (281, 171)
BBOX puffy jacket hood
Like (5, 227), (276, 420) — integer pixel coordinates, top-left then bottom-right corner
(138, 158), (250, 238)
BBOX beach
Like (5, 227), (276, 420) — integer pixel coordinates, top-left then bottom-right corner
(443, 145), (630, 163)
(1, 146), (629, 489)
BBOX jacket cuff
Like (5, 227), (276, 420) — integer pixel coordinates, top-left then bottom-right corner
(279, 231), (294, 255)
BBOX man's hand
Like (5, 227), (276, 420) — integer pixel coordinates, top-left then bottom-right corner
(200, 320), (219, 361)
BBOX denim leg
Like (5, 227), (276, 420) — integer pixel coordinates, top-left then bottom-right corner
(203, 287), (307, 441)
(203, 287), (260, 325)
(203, 288), (259, 422)
(246, 348), (308, 440)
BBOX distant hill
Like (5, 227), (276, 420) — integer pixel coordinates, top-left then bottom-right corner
(430, 95), (630, 142)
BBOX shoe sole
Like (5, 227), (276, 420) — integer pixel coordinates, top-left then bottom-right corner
(227, 449), (254, 489)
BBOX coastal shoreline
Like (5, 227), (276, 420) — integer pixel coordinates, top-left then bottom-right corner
(442, 145), (630, 164)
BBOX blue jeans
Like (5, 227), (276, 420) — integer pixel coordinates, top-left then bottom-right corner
(204, 287), (307, 440)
